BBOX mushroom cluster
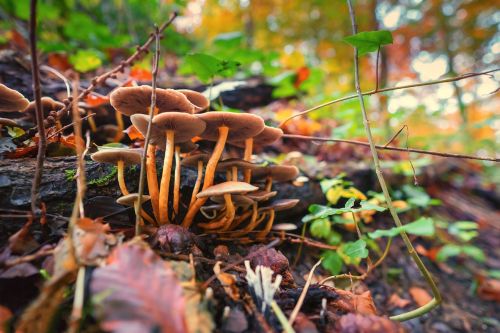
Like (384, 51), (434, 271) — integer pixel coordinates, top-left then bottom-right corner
(90, 85), (300, 240)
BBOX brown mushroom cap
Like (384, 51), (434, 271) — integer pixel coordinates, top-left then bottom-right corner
(181, 153), (211, 167)
(0, 118), (19, 127)
(0, 84), (29, 112)
(91, 148), (142, 165)
(110, 86), (196, 116)
(152, 112), (206, 143)
(272, 223), (298, 231)
(229, 126), (283, 148)
(177, 141), (198, 154)
(215, 158), (260, 172)
(130, 113), (165, 146)
(116, 193), (151, 206)
(23, 97), (64, 114)
(252, 165), (299, 182)
(197, 112), (265, 141)
(247, 190), (277, 202)
(178, 89), (209, 112)
(196, 181), (258, 198)
(211, 194), (253, 207)
(270, 199), (300, 212)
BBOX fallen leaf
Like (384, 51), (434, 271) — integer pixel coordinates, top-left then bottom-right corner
(73, 218), (117, 265)
(336, 313), (405, 333)
(0, 305), (13, 331)
(91, 242), (188, 333)
(130, 66), (153, 82)
(353, 291), (377, 315)
(124, 124), (144, 141)
(409, 287), (432, 307)
(214, 262), (239, 301)
(85, 94), (109, 107)
(477, 277), (500, 302)
(387, 293), (411, 309)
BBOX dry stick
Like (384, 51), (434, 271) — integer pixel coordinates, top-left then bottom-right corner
(46, 113), (96, 140)
(278, 68), (499, 128)
(288, 259), (322, 326)
(135, 26), (161, 236)
(15, 12), (178, 144)
(346, 0), (441, 322)
(28, 0), (46, 217)
(282, 134), (499, 162)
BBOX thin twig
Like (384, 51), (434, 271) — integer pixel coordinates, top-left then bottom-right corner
(46, 113), (95, 140)
(40, 65), (71, 98)
(0, 247), (54, 269)
(135, 25), (161, 236)
(288, 259), (322, 326)
(29, 0), (47, 217)
(278, 68), (499, 128)
(346, 0), (441, 321)
(282, 134), (499, 162)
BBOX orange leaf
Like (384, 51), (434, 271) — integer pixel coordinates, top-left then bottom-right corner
(409, 287), (432, 307)
(47, 53), (71, 71)
(124, 125), (144, 141)
(85, 94), (109, 107)
(294, 66), (310, 88)
(477, 277), (500, 302)
(388, 293), (411, 309)
(353, 291), (377, 315)
(5, 145), (37, 159)
(130, 66), (153, 82)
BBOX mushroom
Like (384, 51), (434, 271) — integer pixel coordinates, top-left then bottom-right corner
(152, 112), (206, 224)
(255, 199), (299, 239)
(227, 190), (277, 231)
(116, 193), (155, 225)
(252, 165), (299, 192)
(181, 153), (211, 208)
(272, 223), (298, 240)
(90, 148), (142, 195)
(178, 89), (210, 112)
(229, 126), (283, 182)
(23, 96), (65, 129)
(182, 112), (265, 228)
(196, 181), (258, 230)
(0, 84), (29, 112)
(216, 158), (259, 182)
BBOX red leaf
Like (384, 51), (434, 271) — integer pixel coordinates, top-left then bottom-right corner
(85, 94), (109, 108)
(124, 125), (144, 141)
(90, 242), (188, 333)
(294, 66), (310, 88)
(477, 276), (500, 302)
(130, 66), (153, 82)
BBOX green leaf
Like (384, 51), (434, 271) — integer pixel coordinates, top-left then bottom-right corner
(436, 244), (462, 262)
(359, 200), (387, 212)
(368, 217), (435, 239)
(6, 126), (25, 138)
(183, 53), (220, 83)
(345, 197), (355, 209)
(310, 219), (331, 239)
(461, 245), (486, 263)
(341, 240), (369, 259)
(326, 230), (342, 245)
(343, 30), (393, 56)
(69, 49), (103, 73)
(322, 251), (343, 275)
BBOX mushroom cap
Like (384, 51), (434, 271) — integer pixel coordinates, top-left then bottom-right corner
(201, 204), (225, 211)
(196, 181), (258, 198)
(0, 118), (19, 127)
(91, 148), (142, 165)
(270, 199), (300, 212)
(110, 86), (196, 116)
(197, 112), (265, 141)
(0, 84), (29, 112)
(252, 165), (299, 182)
(130, 113), (164, 146)
(211, 194), (253, 207)
(229, 126), (283, 148)
(22, 97), (64, 114)
(215, 158), (260, 172)
(181, 153), (211, 167)
(116, 193), (151, 206)
(178, 89), (209, 112)
(272, 223), (298, 231)
(177, 141), (199, 154)
(152, 112), (206, 143)
(247, 190), (277, 202)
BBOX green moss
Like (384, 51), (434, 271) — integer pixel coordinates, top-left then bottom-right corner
(64, 169), (77, 181)
(88, 166), (118, 186)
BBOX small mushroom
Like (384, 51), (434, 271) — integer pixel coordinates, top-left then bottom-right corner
(116, 193), (155, 225)
(216, 158), (259, 182)
(196, 181), (258, 230)
(23, 96), (64, 115)
(0, 84), (29, 112)
(152, 112), (206, 224)
(90, 148), (142, 195)
(182, 112), (265, 228)
(256, 199), (299, 239)
(177, 89), (210, 112)
(272, 223), (298, 239)
(252, 165), (299, 192)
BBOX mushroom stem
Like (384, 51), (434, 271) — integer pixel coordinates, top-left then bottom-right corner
(140, 209), (155, 225)
(228, 209), (253, 231)
(264, 176), (273, 192)
(189, 160), (203, 208)
(226, 170), (231, 181)
(182, 126), (229, 228)
(173, 146), (181, 218)
(256, 209), (275, 239)
(113, 111), (124, 142)
(221, 193), (235, 230)
(87, 116), (97, 132)
(230, 203), (262, 237)
(146, 145), (160, 221)
(116, 160), (129, 195)
(159, 130), (175, 224)
(243, 137), (253, 182)
(231, 166), (238, 181)
(199, 217), (227, 230)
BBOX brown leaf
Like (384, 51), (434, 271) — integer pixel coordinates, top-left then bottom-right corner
(90, 242), (188, 333)
(387, 293), (411, 309)
(409, 287), (432, 307)
(336, 313), (406, 333)
(213, 262), (239, 301)
(477, 277), (500, 302)
(73, 218), (116, 265)
(352, 291), (377, 315)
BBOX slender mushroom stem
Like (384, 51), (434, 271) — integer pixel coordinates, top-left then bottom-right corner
(173, 145), (181, 217)
(221, 193), (235, 230)
(146, 145), (160, 221)
(226, 169), (231, 181)
(228, 208), (253, 230)
(189, 160), (203, 208)
(199, 217), (227, 230)
(231, 166), (238, 181)
(264, 176), (273, 192)
(182, 126), (229, 228)
(87, 116), (97, 132)
(159, 130), (175, 224)
(256, 209), (275, 239)
(230, 204), (263, 237)
(116, 160), (129, 195)
(113, 111), (124, 142)
(243, 137), (253, 182)
(140, 209), (155, 225)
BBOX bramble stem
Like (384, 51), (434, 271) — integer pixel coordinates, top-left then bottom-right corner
(346, 0), (441, 321)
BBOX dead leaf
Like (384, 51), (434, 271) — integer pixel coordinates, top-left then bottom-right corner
(130, 66), (153, 82)
(336, 313), (406, 333)
(85, 94), (109, 107)
(91, 242), (188, 333)
(387, 293), (411, 309)
(353, 291), (377, 315)
(214, 262), (239, 301)
(409, 287), (432, 307)
(124, 125), (144, 141)
(477, 277), (500, 302)
(0, 305), (13, 332)
(73, 218), (117, 265)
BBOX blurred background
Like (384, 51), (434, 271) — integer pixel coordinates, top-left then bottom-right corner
(0, 0), (498, 158)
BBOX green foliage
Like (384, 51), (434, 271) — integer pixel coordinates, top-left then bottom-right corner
(302, 198), (386, 223)
(341, 240), (369, 260)
(64, 169), (76, 181)
(69, 49), (103, 73)
(310, 218), (331, 238)
(322, 251), (343, 275)
(368, 217), (435, 239)
(343, 30), (393, 55)
(181, 53), (240, 83)
(436, 244), (486, 263)
(448, 221), (479, 242)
